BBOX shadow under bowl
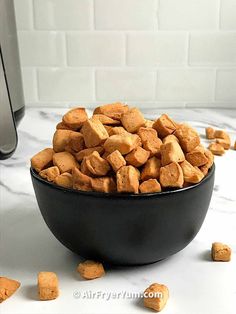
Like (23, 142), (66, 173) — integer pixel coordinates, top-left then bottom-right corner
(31, 164), (215, 266)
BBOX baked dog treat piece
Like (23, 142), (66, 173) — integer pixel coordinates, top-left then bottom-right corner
(153, 114), (177, 138)
(31, 148), (54, 172)
(93, 102), (128, 120)
(141, 157), (161, 181)
(117, 165), (139, 193)
(80, 157), (93, 176)
(107, 150), (126, 172)
(84, 151), (110, 176)
(199, 149), (214, 175)
(180, 160), (204, 184)
(211, 242), (231, 262)
(109, 126), (128, 136)
(54, 172), (73, 188)
(160, 162), (184, 188)
(160, 141), (185, 166)
(143, 283), (169, 312)
(174, 124), (200, 152)
(138, 127), (162, 157)
(92, 114), (120, 125)
(38, 272), (59, 300)
(186, 148), (208, 167)
(39, 166), (60, 182)
(65, 132), (84, 154)
(208, 143), (225, 156)
(205, 127), (215, 139)
(73, 167), (92, 191)
(139, 179), (161, 193)
(214, 130), (230, 141)
(91, 177), (116, 193)
(56, 121), (72, 130)
(53, 152), (78, 173)
(81, 119), (109, 148)
(77, 260), (105, 280)
(104, 133), (141, 155)
(0, 277), (20, 303)
(162, 134), (179, 144)
(121, 107), (145, 133)
(125, 146), (150, 167)
(144, 119), (154, 128)
(62, 107), (88, 129)
(53, 129), (73, 152)
(75, 146), (104, 162)
(215, 138), (231, 150)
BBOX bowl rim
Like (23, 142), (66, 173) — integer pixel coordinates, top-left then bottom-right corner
(30, 163), (215, 199)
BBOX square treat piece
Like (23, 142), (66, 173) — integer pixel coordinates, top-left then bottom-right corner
(62, 107), (88, 129)
(153, 114), (177, 138)
(84, 151), (110, 176)
(0, 277), (20, 303)
(138, 127), (162, 157)
(162, 134), (179, 144)
(91, 177), (116, 193)
(205, 127), (215, 139)
(160, 162), (184, 188)
(144, 283), (169, 312)
(174, 124), (200, 152)
(75, 146), (104, 162)
(212, 242), (231, 262)
(180, 160), (204, 184)
(208, 143), (225, 156)
(54, 172), (73, 188)
(107, 150), (126, 172)
(81, 119), (109, 148)
(93, 102), (128, 120)
(52, 129), (73, 152)
(77, 260), (105, 280)
(104, 133), (141, 155)
(31, 148), (54, 172)
(121, 107), (145, 133)
(139, 179), (161, 193)
(125, 146), (150, 167)
(186, 149), (208, 167)
(141, 157), (161, 181)
(53, 152), (78, 173)
(73, 167), (92, 191)
(38, 272), (59, 300)
(160, 141), (185, 166)
(92, 114), (120, 125)
(116, 165), (139, 193)
(39, 166), (60, 182)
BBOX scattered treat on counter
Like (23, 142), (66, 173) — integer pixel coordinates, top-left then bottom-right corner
(205, 127), (215, 139)
(38, 272), (59, 300)
(0, 277), (20, 303)
(77, 260), (105, 280)
(31, 103), (215, 194)
(211, 242), (231, 262)
(143, 283), (169, 312)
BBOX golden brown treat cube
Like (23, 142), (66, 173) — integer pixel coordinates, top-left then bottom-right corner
(72, 167), (92, 191)
(0, 277), (20, 303)
(31, 148), (54, 172)
(174, 124), (200, 152)
(81, 157), (93, 176)
(38, 272), (59, 300)
(81, 119), (109, 148)
(116, 165), (139, 193)
(84, 151), (110, 176)
(120, 107), (145, 133)
(153, 114), (177, 138)
(53, 152), (78, 173)
(65, 132), (84, 153)
(77, 260), (105, 280)
(160, 162), (184, 188)
(144, 283), (169, 312)
(160, 141), (185, 166)
(107, 150), (126, 172)
(52, 129), (73, 152)
(75, 146), (104, 162)
(109, 126), (128, 135)
(211, 242), (231, 262)
(138, 127), (162, 157)
(54, 172), (73, 188)
(208, 142), (225, 156)
(214, 130), (230, 141)
(180, 160), (204, 184)
(104, 133), (141, 155)
(205, 127), (215, 139)
(39, 166), (60, 182)
(125, 146), (150, 167)
(62, 107), (88, 129)
(144, 119), (154, 128)
(139, 179), (161, 193)
(141, 157), (161, 181)
(91, 177), (116, 193)
(93, 102), (128, 120)
(56, 121), (72, 130)
(216, 138), (231, 150)
(162, 134), (179, 144)
(186, 149), (208, 167)
(92, 114), (120, 125)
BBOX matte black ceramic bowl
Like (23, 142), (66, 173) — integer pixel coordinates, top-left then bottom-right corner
(31, 165), (215, 265)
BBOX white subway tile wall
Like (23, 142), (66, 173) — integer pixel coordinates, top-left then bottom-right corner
(14, 0), (236, 108)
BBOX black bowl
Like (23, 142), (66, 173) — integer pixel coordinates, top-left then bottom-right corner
(31, 165), (215, 265)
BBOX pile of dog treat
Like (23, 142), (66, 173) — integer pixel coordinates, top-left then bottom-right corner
(31, 103), (216, 194)
(206, 127), (235, 155)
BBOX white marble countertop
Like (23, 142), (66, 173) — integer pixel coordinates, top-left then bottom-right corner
(0, 108), (235, 314)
